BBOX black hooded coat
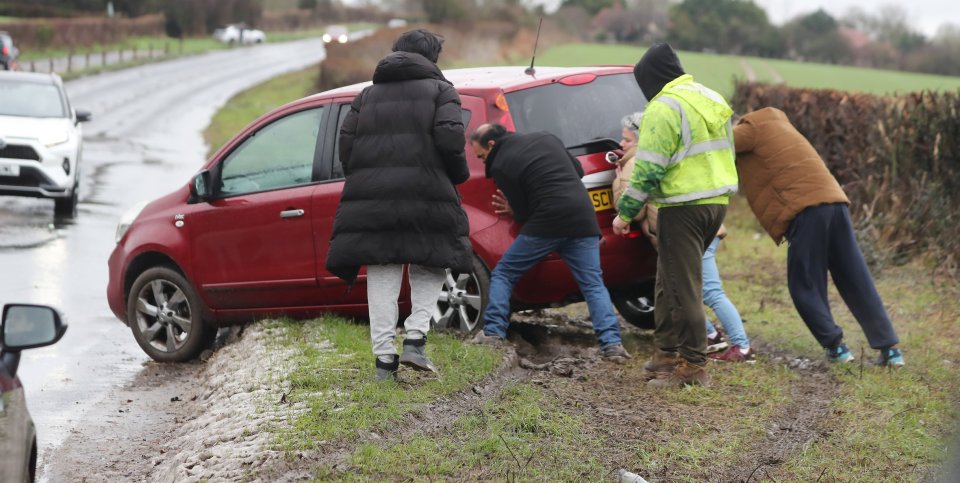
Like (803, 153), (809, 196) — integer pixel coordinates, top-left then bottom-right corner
(325, 52), (472, 282)
(633, 42), (686, 101)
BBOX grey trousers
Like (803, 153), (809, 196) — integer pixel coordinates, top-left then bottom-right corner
(367, 264), (446, 356)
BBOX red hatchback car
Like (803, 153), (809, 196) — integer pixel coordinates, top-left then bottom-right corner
(107, 65), (657, 362)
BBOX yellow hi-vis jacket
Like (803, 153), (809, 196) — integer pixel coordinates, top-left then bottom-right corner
(616, 74), (738, 222)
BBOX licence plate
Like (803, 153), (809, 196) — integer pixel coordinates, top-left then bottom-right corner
(588, 187), (614, 212)
(0, 163), (20, 177)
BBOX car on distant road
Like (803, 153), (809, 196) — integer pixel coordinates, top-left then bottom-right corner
(107, 65), (658, 362)
(0, 32), (18, 70)
(0, 71), (91, 216)
(212, 24), (265, 45)
(322, 25), (349, 44)
(0, 303), (68, 482)
(387, 18), (408, 29)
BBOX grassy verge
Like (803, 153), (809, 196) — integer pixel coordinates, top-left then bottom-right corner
(266, 318), (501, 450)
(203, 64), (318, 156)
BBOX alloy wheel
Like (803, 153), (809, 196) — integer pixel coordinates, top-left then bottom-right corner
(134, 279), (193, 353)
(433, 269), (484, 333)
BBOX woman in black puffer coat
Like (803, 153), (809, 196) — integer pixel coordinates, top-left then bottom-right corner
(326, 29), (472, 381)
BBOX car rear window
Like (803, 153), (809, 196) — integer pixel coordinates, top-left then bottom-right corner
(505, 73), (647, 150)
(0, 80), (65, 118)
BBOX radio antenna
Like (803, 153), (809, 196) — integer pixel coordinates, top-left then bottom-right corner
(524, 17), (543, 76)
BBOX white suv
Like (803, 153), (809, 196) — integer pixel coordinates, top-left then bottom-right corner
(0, 72), (90, 216)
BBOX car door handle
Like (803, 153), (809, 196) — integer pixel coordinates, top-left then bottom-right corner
(280, 209), (305, 219)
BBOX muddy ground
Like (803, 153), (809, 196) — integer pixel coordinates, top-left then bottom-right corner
(40, 303), (848, 482)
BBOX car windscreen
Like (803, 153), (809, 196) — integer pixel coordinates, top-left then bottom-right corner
(0, 80), (66, 118)
(505, 73), (647, 151)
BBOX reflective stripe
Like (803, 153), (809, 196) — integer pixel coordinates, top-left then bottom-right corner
(684, 138), (732, 158)
(653, 184), (739, 204)
(623, 186), (648, 202)
(635, 149), (670, 167)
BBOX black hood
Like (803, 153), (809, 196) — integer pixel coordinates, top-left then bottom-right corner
(372, 51), (450, 85)
(633, 42), (685, 101)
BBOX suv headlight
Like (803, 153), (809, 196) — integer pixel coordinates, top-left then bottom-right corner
(116, 200), (149, 243)
(39, 130), (70, 147)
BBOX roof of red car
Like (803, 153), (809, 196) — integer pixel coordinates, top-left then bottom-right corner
(313, 65), (633, 98)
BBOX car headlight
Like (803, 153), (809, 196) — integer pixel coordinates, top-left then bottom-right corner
(322, 34), (332, 42)
(116, 200), (149, 243)
(338, 35), (348, 43)
(40, 130), (70, 147)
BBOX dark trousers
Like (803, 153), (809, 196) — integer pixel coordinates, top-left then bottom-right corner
(786, 203), (899, 350)
(655, 204), (726, 365)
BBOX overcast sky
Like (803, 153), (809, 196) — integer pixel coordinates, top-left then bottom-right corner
(751, 0), (956, 37)
(523, 0), (958, 38)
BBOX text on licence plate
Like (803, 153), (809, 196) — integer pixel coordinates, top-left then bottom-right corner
(588, 187), (614, 212)
(0, 164), (20, 177)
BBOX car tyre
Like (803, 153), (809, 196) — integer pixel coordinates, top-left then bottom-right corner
(127, 266), (214, 362)
(432, 255), (489, 335)
(612, 282), (656, 330)
(54, 183), (78, 217)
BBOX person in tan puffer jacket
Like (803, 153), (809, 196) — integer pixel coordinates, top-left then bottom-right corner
(613, 113), (753, 362)
(733, 107), (902, 367)
(612, 112), (659, 247)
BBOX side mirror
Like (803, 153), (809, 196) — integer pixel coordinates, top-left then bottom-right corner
(75, 110), (92, 124)
(189, 170), (213, 202)
(1, 304), (67, 351)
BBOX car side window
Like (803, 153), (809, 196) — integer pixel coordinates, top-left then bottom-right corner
(219, 107), (325, 196)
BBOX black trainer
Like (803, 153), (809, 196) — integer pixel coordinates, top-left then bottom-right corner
(399, 337), (437, 372)
(375, 354), (399, 382)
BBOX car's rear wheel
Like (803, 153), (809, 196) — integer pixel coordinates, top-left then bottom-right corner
(612, 282), (656, 330)
(127, 267), (214, 362)
(432, 255), (489, 335)
(54, 184), (78, 217)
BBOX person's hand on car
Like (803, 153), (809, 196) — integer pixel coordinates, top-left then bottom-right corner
(492, 189), (513, 216)
(612, 215), (631, 236)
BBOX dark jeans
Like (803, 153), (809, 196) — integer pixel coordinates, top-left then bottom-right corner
(786, 203), (899, 350)
(654, 204), (727, 365)
(482, 235), (623, 348)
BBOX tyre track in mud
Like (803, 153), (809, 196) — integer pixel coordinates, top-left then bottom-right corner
(722, 340), (841, 482)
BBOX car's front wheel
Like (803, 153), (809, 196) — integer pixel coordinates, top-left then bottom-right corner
(612, 282), (656, 330)
(127, 267), (214, 362)
(432, 255), (489, 335)
(54, 184), (78, 217)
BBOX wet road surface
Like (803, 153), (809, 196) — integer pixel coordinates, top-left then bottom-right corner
(0, 37), (328, 478)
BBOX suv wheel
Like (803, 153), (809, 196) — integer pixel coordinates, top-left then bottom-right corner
(127, 267), (214, 362)
(432, 255), (488, 335)
(54, 185), (78, 217)
(612, 282), (656, 330)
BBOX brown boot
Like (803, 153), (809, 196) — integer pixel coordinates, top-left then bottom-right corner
(641, 349), (680, 380)
(647, 359), (710, 388)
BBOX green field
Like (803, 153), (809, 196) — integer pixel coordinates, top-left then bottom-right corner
(538, 43), (960, 98)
